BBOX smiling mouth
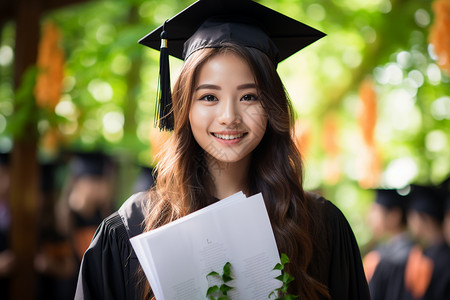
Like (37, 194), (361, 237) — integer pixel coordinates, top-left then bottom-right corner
(212, 133), (247, 140)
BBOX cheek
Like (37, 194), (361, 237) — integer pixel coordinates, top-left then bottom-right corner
(244, 105), (268, 136)
(189, 104), (211, 136)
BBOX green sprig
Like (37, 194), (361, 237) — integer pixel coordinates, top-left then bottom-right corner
(206, 262), (234, 300)
(268, 253), (299, 300)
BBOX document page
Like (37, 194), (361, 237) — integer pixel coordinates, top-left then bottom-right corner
(130, 192), (281, 300)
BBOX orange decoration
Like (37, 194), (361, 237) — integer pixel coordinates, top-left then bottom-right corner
(357, 78), (381, 188)
(363, 250), (381, 282)
(358, 78), (377, 146)
(41, 127), (63, 154)
(404, 246), (434, 299)
(321, 113), (341, 184)
(74, 227), (97, 261)
(322, 113), (339, 156)
(293, 119), (311, 158)
(357, 144), (382, 188)
(34, 21), (65, 109)
(429, 0), (450, 74)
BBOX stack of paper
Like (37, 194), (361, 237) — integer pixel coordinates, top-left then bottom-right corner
(130, 192), (281, 300)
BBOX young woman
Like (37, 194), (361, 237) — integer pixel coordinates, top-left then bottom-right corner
(75, 0), (370, 299)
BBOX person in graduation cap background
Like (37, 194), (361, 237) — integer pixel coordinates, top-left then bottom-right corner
(363, 188), (415, 300)
(75, 0), (370, 299)
(403, 184), (450, 299)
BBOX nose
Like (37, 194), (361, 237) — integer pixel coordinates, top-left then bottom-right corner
(217, 98), (240, 125)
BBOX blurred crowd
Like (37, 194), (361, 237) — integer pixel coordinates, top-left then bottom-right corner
(364, 180), (450, 300)
(0, 151), (154, 300)
(1, 147), (450, 300)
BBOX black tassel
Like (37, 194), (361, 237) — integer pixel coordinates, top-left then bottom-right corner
(155, 21), (174, 131)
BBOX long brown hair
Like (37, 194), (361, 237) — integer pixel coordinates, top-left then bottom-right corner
(141, 44), (329, 299)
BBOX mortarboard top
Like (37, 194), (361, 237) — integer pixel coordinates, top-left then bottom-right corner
(407, 184), (444, 221)
(0, 152), (10, 166)
(439, 176), (450, 211)
(375, 188), (409, 210)
(445, 194), (450, 212)
(69, 151), (111, 178)
(40, 162), (57, 192)
(139, 0), (325, 64)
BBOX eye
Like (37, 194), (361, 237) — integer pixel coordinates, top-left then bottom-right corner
(198, 94), (218, 102)
(241, 94), (258, 102)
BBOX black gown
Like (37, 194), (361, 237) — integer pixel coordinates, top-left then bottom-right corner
(367, 233), (415, 300)
(421, 242), (450, 300)
(74, 192), (370, 300)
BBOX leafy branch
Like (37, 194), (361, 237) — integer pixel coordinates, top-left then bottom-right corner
(205, 254), (298, 300)
(206, 262), (234, 300)
(269, 253), (298, 300)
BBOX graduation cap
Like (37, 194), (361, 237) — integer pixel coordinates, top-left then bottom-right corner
(375, 188), (409, 210)
(0, 152), (10, 166)
(407, 184), (444, 221)
(40, 163), (57, 192)
(69, 151), (111, 178)
(445, 194), (450, 212)
(439, 176), (450, 211)
(139, 0), (326, 131)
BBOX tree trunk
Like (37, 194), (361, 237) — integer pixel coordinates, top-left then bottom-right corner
(10, 0), (42, 299)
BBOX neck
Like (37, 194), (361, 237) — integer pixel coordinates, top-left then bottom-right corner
(389, 226), (407, 238)
(207, 155), (251, 200)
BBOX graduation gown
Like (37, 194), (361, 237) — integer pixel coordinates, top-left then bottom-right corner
(421, 241), (450, 300)
(366, 233), (415, 300)
(74, 192), (370, 300)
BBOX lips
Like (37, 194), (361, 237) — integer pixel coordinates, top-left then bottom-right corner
(211, 132), (247, 140)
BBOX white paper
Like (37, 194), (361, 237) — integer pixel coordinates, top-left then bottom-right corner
(130, 192), (281, 300)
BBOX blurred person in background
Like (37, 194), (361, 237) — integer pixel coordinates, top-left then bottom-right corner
(0, 152), (14, 300)
(56, 151), (117, 264)
(35, 162), (78, 300)
(133, 166), (155, 194)
(363, 188), (415, 300)
(404, 184), (450, 299)
(441, 177), (450, 246)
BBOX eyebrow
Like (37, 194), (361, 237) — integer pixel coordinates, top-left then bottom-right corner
(195, 84), (220, 91)
(194, 83), (257, 91)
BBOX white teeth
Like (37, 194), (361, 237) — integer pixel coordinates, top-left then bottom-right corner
(213, 133), (245, 140)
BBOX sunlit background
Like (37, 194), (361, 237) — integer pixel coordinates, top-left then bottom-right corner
(1, 0), (449, 255)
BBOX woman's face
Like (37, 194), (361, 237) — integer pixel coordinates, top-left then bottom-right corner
(189, 52), (268, 166)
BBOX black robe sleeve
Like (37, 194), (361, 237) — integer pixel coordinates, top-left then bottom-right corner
(74, 193), (147, 300)
(323, 200), (371, 299)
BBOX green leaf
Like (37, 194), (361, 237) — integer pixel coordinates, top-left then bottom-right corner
(220, 284), (233, 295)
(280, 253), (290, 265)
(281, 272), (291, 282)
(207, 271), (220, 278)
(275, 274), (284, 282)
(217, 296), (230, 300)
(285, 274), (295, 285)
(206, 285), (219, 296)
(273, 263), (283, 271)
(222, 273), (233, 283)
(223, 262), (232, 274)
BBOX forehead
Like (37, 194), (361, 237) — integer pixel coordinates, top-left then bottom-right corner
(194, 51), (256, 84)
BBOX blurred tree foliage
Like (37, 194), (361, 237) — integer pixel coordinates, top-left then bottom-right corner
(0, 0), (449, 247)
